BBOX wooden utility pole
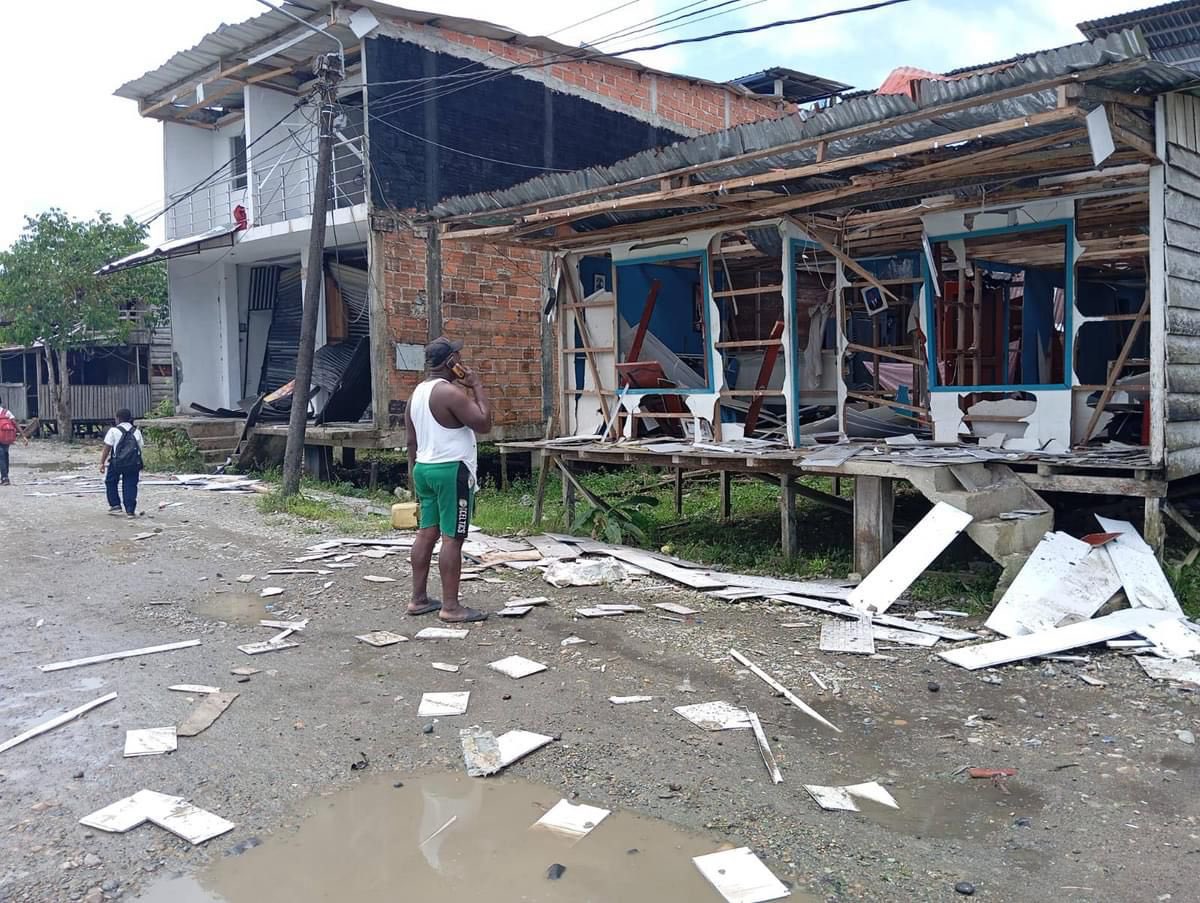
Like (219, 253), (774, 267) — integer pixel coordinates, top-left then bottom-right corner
(282, 53), (342, 497)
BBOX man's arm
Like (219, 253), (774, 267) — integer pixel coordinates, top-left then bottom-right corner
(99, 440), (112, 472)
(445, 371), (492, 434)
(405, 403), (418, 483)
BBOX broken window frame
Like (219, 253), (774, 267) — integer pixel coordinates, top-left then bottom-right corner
(613, 249), (715, 395)
(923, 219), (1076, 393)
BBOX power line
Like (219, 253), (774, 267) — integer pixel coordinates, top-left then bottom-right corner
(368, 0), (910, 118)
(141, 102), (307, 229)
(363, 0), (740, 118)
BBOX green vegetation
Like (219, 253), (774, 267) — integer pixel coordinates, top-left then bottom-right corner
(256, 489), (391, 535)
(471, 466), (999, 604)
(141, 426), (204, 473)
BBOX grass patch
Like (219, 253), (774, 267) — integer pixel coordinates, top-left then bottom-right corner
(256, 489), (390, 535)
(142, 426), (204, 473)
(474, 467), (856, 581)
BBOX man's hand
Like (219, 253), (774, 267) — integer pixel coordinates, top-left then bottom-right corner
(462, 368), (482, 390)
(99, 462), (107, 473)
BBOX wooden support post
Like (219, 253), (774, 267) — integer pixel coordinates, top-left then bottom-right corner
(972, 266), (982, 385)
(956, 268), (967, 386)
(1144, 496), (1165, 557)
(719, 470), (732, 523)
(673, 468), (684, 515)
(500, 450), (510, 491)
(780, 474), (798, 562)
(561, 458), (577, 528)
(369, 459), (379, 490)
(853, 475), (894, 575)
(532, 452), (550, 527)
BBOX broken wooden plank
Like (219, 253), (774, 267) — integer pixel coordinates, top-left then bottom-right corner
(237, 638), (299, 655)
(167, 685), (220, 695)
(873, 625), (939, 648)
(40, 641), (201, 673)
(124, 727), (177, 758)
(655, 602), (698, 615)
(80, 790), (235, 845)
(176, 692), (238, 737)
(939, 609), (1176, 670)
(1095, 515), (1184, 616)
(1136, 655), (1200, 685)
(0, 693), (118, 755)
(259, 619), (309, 632)
(591, 546), (725, 590)
(820, 616), (875, 654)
(693, 847), (790, 903)
(746, 711), (783, 785)
(526, 534), (578, 560)
(356, 630), (407, 646)
(728, 648), (840, 732)
(848, 502), (972, 614)
(489, 655), (548, 679)
(985, 532), (1122, 637)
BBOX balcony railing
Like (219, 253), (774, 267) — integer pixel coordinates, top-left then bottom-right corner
(166, 133), (365, 240)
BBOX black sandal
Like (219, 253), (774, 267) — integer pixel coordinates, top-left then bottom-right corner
(406, 600), (442, 616)
(439, 607), (488, 623)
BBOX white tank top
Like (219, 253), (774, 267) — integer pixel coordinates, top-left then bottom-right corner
(411, 378), (478, 485)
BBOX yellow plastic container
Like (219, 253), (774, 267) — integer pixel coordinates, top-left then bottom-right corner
(391, 501), (420, 530)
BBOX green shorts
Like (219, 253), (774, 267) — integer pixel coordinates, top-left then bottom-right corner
(413, 461), (473, 538)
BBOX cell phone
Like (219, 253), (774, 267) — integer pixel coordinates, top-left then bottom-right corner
(451, 362), (469, 380)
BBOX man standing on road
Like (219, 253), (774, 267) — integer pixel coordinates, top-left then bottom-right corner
(0, 396), (28, 486)
(405, 337), (491, 623)
(99, 408), (144, 517)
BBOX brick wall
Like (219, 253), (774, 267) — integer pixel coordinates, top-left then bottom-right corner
(379, 226), (547, 437)
(397, 20), (788, 134)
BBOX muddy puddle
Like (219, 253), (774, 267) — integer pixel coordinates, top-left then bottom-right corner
(135, 772), (810, 902)
(857, 777), (1043, 841)
(192, 592), (270, 626)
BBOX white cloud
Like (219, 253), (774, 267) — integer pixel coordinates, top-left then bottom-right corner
(0, 0), (1165, 249)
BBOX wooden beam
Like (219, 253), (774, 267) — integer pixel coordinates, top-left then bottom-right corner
(1079, 289), (1150, 444)
(789, 218), (900, 304)
(438, 59), (1146, 227)
(158, 61), (299, 122)
(517, 107), (1085, 228)
(561, 254), (612, 429)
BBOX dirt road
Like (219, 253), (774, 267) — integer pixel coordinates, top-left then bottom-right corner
(0, 441), (1197, 902)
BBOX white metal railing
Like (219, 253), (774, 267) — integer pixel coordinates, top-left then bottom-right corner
(165, 133), (364, 240)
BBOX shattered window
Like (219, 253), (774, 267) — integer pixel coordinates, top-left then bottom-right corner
(927, 224), (1070, 389)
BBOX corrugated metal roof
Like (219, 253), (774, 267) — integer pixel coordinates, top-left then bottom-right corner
(730, 68), (852, 103)
(1080, 1), (1200, 73)
(431, 29), (1190, 224)
(116, 0), (771, 109)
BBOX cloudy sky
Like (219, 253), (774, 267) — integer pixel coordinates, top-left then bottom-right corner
(0, 0), (1157, 248)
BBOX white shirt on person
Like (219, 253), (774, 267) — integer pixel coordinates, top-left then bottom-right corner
(104, 422), (145, 450)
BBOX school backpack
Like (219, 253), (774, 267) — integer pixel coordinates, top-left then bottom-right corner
(0, 410), (16, 446)
(111, 425), (143, 470)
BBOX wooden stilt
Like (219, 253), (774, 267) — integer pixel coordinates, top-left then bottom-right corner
(674, 468), (684, 515)
(1144, 496), (1165, 557)
(561, 458), (577, 528)
(853, 475), (894, 575)
(719, 470), (732, 523)
(780, 475), (798, 562)
(532, 453), (550, 527)
(500, 450), (510, 491)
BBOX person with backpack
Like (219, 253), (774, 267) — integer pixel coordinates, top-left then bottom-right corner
(100, 408), (144, 517)
(0, 396), (28, 486)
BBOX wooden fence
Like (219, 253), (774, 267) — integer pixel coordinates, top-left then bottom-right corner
(37, 384), (152, 425)
(0, 383), (28, 419)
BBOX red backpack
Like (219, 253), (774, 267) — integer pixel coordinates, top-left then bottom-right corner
(0, 410), (16, 446)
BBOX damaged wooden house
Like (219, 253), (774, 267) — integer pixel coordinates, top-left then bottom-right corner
(103, 0), (817, 468)
(430, 25), (1200, 582)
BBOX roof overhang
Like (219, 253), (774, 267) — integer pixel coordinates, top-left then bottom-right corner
(97, 224), (242, 276)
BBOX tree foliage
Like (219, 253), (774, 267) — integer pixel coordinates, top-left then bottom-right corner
(0, 209), (165, 351)
(0, 210), (166, 437)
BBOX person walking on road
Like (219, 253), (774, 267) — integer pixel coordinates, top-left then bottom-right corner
(405, 337), (492, 623)
(0, 397), (29, 486)
(100, 408), (144, 517)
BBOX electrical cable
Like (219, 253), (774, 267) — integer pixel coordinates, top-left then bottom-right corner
(366, 0), (910, 120)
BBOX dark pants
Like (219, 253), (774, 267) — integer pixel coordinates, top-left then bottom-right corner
(0, 444), (8, 481)
(105, 466), (139, 514)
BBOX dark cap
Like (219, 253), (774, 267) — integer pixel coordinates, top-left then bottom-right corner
(426, 336), (464, 368)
